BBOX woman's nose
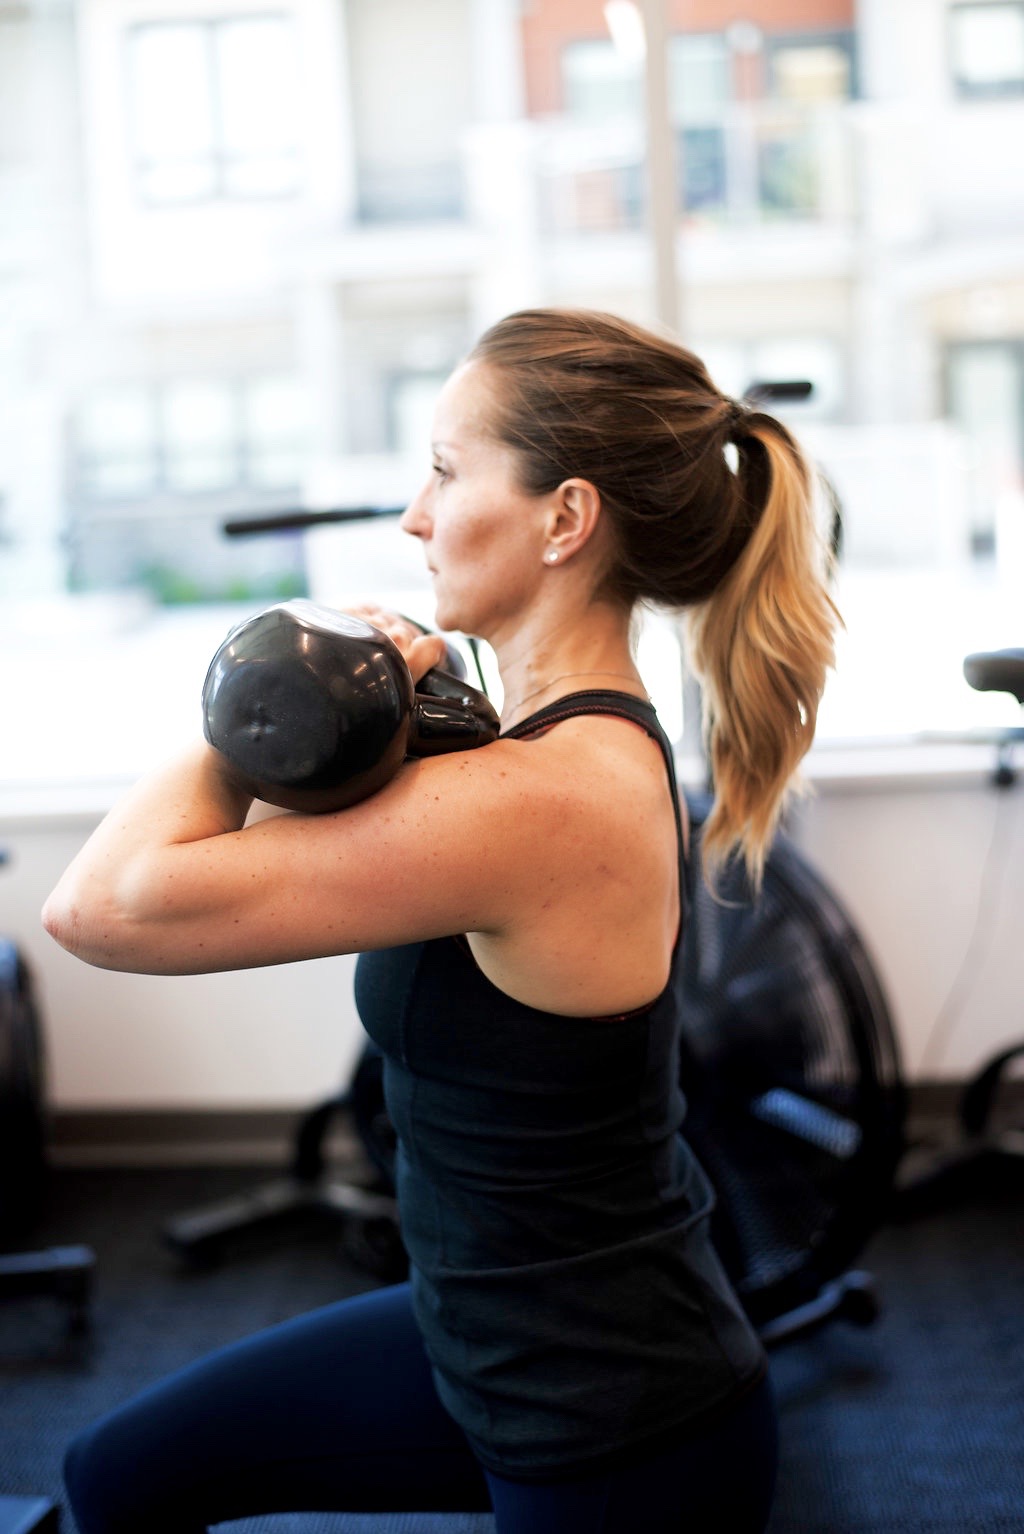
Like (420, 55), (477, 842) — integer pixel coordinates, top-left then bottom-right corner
(400, 484), (431, 539)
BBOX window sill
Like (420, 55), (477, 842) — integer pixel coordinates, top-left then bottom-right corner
(2, 736), (1017, 831)
(1, 570), (1020, 826)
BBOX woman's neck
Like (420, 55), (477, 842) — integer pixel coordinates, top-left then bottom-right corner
(493, 602), (645, 730)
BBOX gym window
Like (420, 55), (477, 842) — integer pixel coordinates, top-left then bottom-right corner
(126, 16), (303, 205)
(764, 31), (857, 104)
(73, 376), (308, 501)
(68, 376), (309, 603)
(949, 2), (1024, 98)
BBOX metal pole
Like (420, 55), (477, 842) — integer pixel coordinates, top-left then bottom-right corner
(639, 0), (681, 336)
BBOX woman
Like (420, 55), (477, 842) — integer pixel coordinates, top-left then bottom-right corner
(44, 308), (837, 1534)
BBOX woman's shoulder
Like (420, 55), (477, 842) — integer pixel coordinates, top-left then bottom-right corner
(464, 711), (682, 1013)
(502, 700), (677, 817)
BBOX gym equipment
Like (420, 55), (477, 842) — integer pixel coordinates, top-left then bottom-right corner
(964, 647), (1024, 705)
(0, 926), (47, 1237)
(0, 849), (95, 1332)
(164, 1043), (405, 1281)
(0, 1245), (95, 1333)
(897, 648), (1024, 1209)
(222, 505), (402, 539)
(677, 794), (905, 1344)
(202, 600), (499, 813)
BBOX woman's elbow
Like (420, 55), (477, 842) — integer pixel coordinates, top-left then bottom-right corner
(42, 874), (91, 953)
(42, 882), (84, 956)
(42, 878), (131, 971)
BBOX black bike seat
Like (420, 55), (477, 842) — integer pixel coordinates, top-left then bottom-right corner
(963, 649), (1024, 704)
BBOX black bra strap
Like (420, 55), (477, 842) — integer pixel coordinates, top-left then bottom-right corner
(502, 690), (687, 864)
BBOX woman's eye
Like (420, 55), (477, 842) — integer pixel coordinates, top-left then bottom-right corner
(432, 463), (450, 484)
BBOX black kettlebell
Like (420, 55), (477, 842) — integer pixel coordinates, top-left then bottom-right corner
(202, 599), (500, 812)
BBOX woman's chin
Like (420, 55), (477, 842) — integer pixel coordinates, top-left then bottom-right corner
(431, 595), (461, 636)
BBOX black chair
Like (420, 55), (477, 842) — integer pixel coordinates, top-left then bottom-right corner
(0, 848), (95, 1333)
(0, 850), (92, 1533)
(956, 651), (1024, 1156)
(162, 1046), (405, 1280)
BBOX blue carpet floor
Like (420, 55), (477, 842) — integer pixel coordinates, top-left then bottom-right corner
(1, 1156), (1021, 1533)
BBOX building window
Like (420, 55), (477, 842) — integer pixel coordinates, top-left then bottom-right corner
(387, 371), (451, 457)
(76, 389), (160, 499)
(669, 34), (731, 215)
(347, 0), (471, 223)
(946, 340), (1024, 556)
(562, 37), (642, 120)
(765, 32), (857, 103)
(127, 15), (302, 204)
(668, 32), (732, 117)
(75, 376), (307, 500)
(242, 376), (310, 488)
(556, 29), (854, 225)
(950, 2), (1024, 97)
(69, 376), (308, 601)
(561, 33), (734, 218)
(163, 381), (239, 492)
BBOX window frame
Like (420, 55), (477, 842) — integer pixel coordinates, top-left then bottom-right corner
(762, 28), (859, 103)
(948, 1), (1024, 99)
(72, 375), (307, 505)
(125, 13), (303, 207)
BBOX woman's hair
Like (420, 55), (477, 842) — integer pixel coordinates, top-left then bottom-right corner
(468, 307), (839, 888)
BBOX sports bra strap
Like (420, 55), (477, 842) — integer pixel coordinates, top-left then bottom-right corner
(501, 689), (687, 864)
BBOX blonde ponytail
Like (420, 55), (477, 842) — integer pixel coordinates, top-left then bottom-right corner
(684, 419), (840, 890)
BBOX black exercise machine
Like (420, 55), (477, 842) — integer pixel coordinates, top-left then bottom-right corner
(0, 848), (95, 1333)
(896, 647), (1024, 1210)
(0, 848), (95, 1533)
(163, 1045), (406, 1280)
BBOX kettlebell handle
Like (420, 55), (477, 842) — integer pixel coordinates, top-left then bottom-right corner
(411, 668), (499, 755)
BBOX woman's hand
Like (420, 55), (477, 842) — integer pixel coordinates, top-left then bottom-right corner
(343, 604), (447, 685)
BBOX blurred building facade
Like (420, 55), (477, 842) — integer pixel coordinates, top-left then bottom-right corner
(1, 0), (1023, 602)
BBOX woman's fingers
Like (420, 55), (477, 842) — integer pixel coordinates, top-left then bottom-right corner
(341, 606), (446, 683)
(405, 632), (448, 684)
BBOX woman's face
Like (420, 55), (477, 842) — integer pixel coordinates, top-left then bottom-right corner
(400, 362), (550, 639)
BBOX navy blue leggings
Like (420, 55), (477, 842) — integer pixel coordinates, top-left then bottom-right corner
(64, 1282), (777, 1534)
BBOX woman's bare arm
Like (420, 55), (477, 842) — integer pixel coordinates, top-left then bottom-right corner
(40, 727), (571, 976)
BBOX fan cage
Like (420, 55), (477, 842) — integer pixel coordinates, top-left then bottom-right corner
(680, 794), (906, 1327)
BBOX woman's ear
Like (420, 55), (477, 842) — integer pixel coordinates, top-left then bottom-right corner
(543, 479), (603, 563)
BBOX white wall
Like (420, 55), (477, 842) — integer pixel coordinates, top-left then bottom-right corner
(790, 773), (1024, 1082)
(0, 816), (364, 1110)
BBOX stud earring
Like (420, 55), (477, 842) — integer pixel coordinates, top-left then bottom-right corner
(545, 550), (560, 564)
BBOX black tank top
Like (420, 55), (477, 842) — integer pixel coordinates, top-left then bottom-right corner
(354, 691), (766, 1481)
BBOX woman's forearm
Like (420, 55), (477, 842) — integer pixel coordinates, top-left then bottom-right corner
(42, 741), (254, 967)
